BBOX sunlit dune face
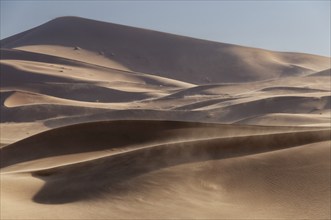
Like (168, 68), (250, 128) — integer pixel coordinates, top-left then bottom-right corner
(0, 16), (330, 219)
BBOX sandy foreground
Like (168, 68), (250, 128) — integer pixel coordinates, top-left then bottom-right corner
(0, 17), (330, 219)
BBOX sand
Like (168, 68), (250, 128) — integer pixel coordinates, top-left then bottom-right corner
(1, 16), (330, 219)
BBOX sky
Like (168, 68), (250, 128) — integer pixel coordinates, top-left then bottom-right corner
(0, 0), (330, 57)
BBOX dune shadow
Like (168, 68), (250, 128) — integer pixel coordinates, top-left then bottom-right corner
(32, 129), (330, 204)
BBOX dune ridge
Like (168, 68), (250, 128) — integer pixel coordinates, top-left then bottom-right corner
(1, 120), (329, 170)
(1, 120), (330, 219)
(2, 16), (330, 83)
(1, 16), (330, 219)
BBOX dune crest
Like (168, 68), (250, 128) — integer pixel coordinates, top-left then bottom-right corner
(2, 16), (330, 83)
(1, 16), (330, 219)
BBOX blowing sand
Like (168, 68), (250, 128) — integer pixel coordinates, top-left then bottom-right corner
(1, 16), (330, 219)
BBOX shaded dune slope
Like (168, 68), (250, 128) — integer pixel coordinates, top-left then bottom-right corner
(30, 139), (330, 206)
(210, 95), (331, 123)
(0, 48), (194, 89)
(1, 16), (329, 83)
(0, 103), (110, 123)
(235, 113), (331, 126)
(1, 16), (331, 220)
(2, 139), (329, 219)
(307, 68), (331, 77)
(0, 120), (329, 208)
(7, 93), (326, 125)
(42, 109), (214, 128)
(1, 120), (328, 170)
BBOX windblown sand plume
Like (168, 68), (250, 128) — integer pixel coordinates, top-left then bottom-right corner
(1, 16), (330, 219)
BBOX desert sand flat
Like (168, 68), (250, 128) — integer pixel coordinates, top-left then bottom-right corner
(0, 16), (330, 219)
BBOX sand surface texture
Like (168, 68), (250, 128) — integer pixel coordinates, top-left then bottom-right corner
(1, 17), (330, 219)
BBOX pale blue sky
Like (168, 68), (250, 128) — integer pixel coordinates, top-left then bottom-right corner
(0, 0), (330, 57)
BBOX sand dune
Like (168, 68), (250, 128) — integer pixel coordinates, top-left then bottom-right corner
(2, 120), (326, 169)
(1, 121), (330, 219)
(307, 68), (331, 77)
(1, 16), (330, 219)
(210, 95), (331, 122)
(235, 113), (331, 126)
(2, 16), (330, 83)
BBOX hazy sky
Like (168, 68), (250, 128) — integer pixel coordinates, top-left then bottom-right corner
(1, 0), (330, 56)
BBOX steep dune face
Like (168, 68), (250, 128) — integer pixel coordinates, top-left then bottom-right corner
(1, 16), (330, 219)
(1, 121), (330, 219)
(30, 141), (331, 219)
(2, 120), (326, 170)
(308, 68), (331, 77)
(1, 16), (330, 83)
